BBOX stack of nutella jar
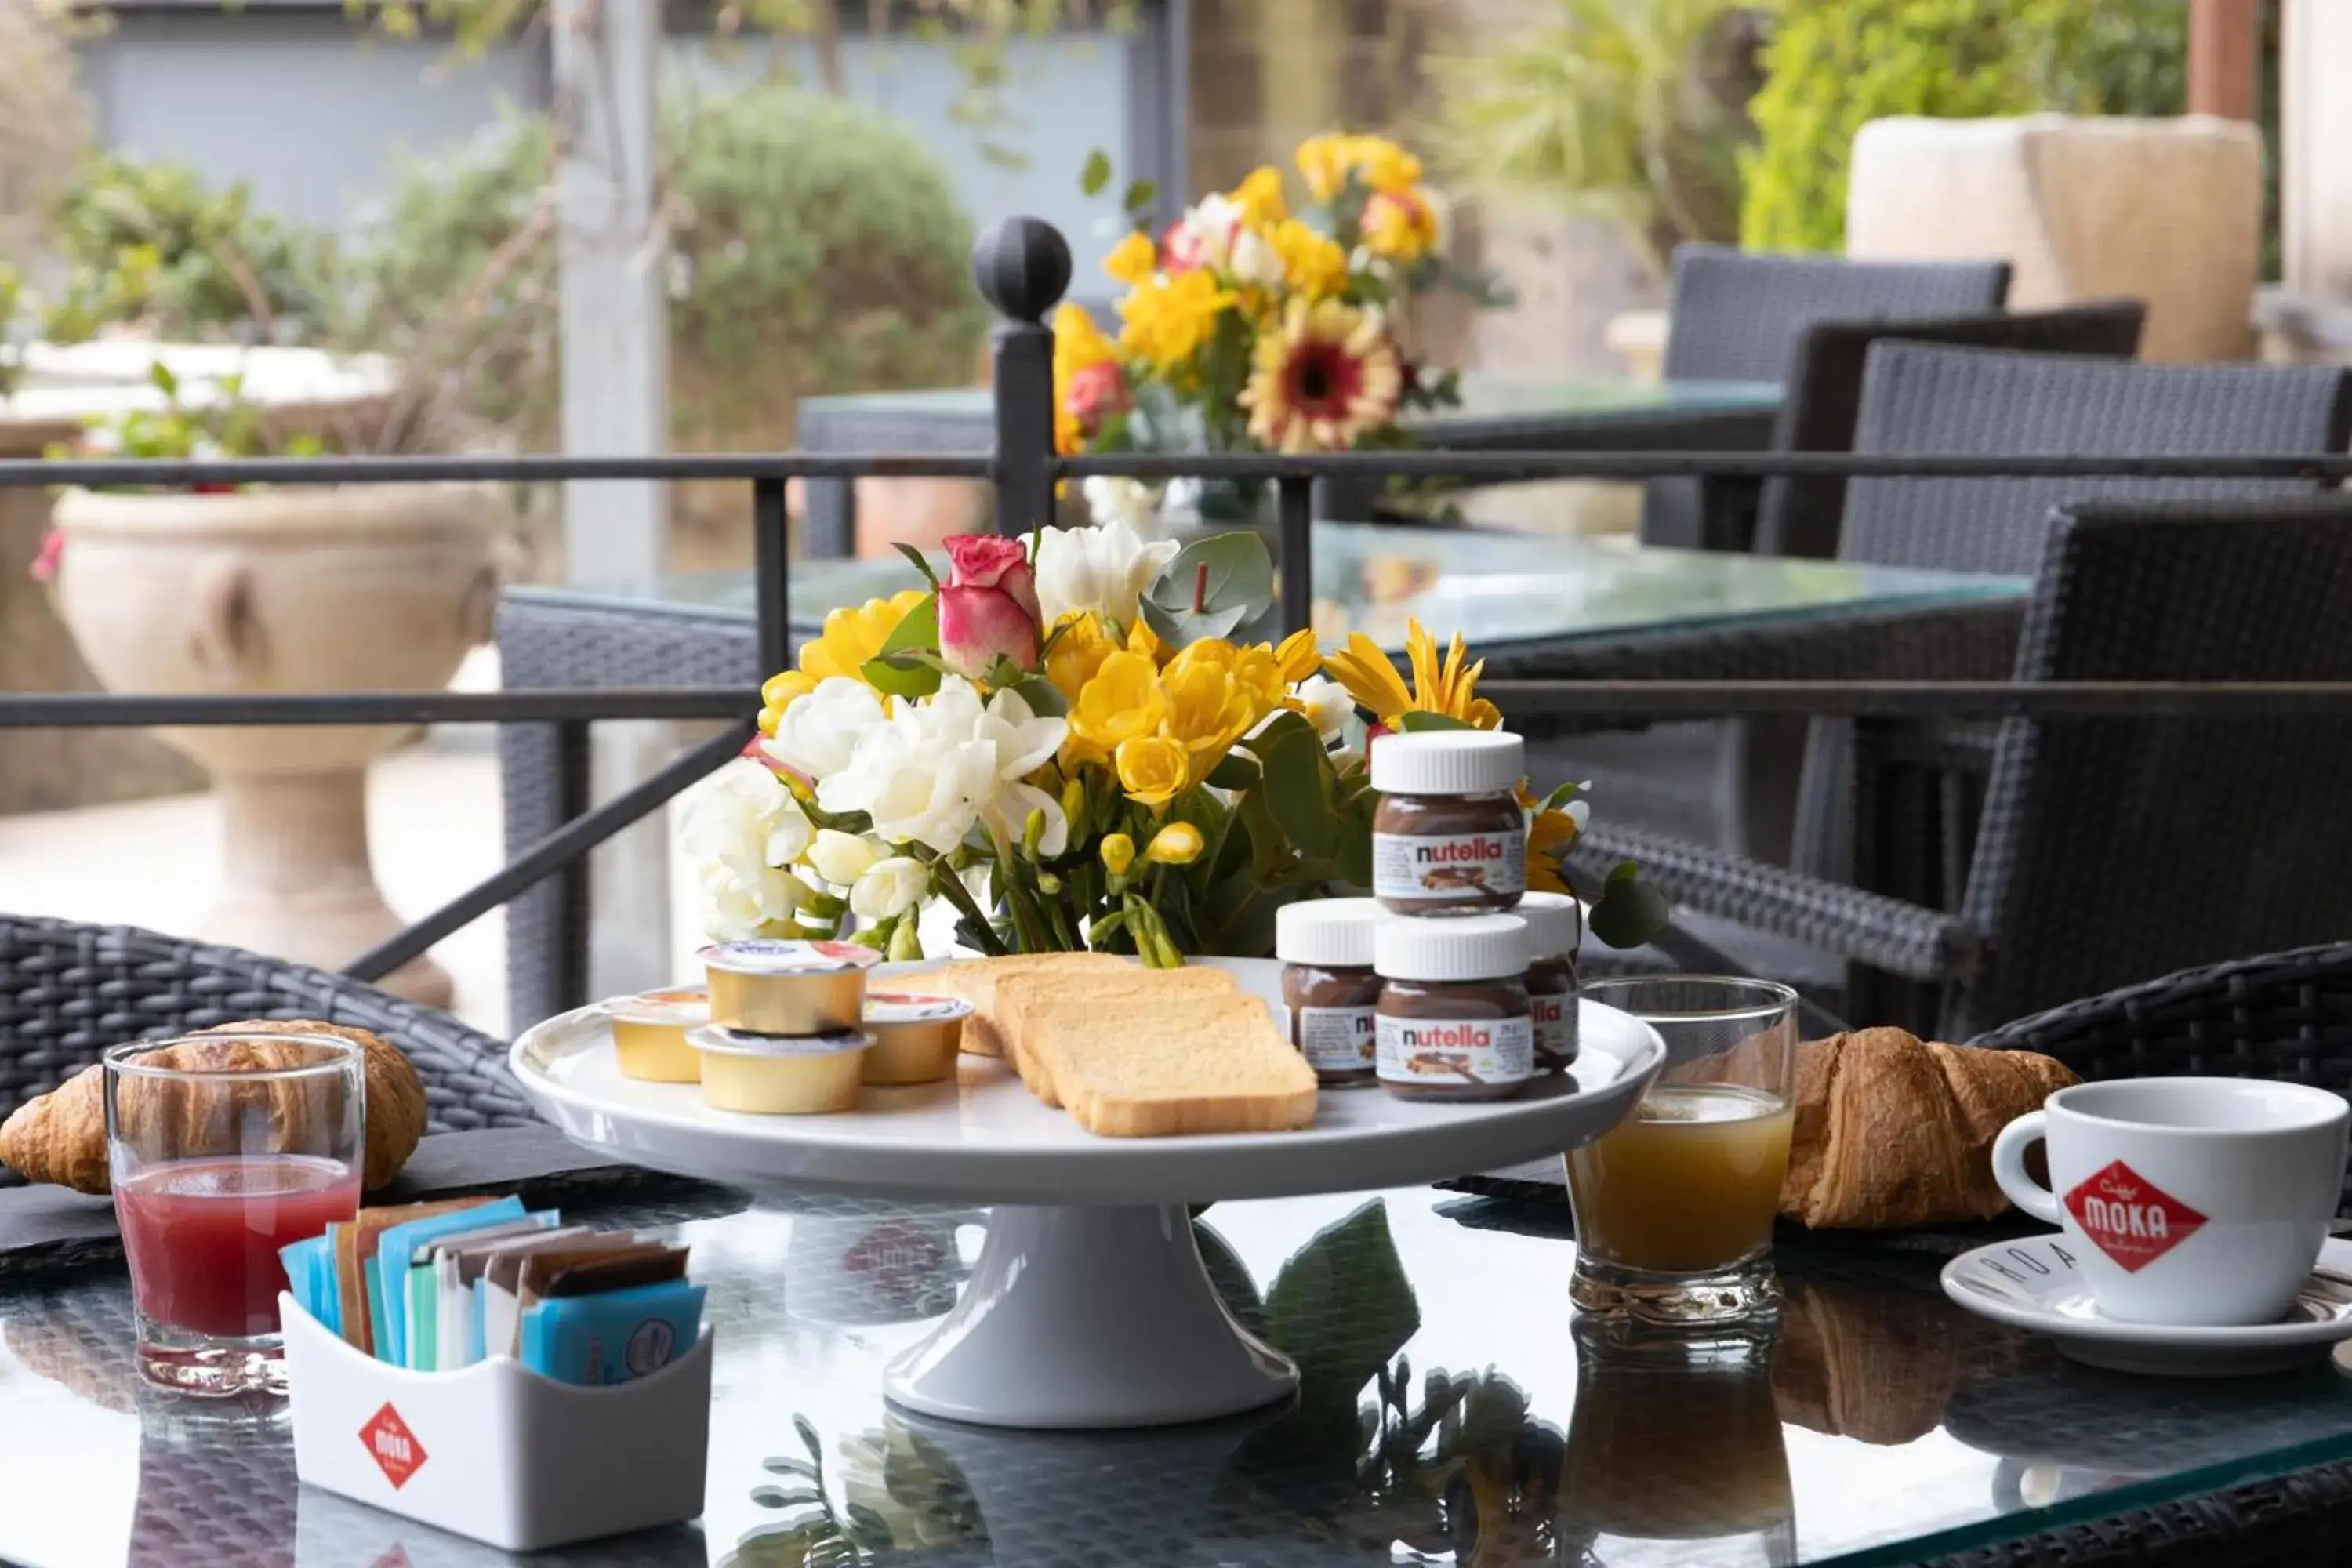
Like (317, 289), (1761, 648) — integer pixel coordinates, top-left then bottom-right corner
(1276, 730), (1576, 1102)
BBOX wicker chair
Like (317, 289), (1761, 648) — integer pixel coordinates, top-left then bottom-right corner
(0, 914), (534, 1185)
(1577, 495), (2352, 1040)
(1643, 245), (2013, 550)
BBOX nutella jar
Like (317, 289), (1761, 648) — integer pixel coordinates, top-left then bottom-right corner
(1370, 731), (1528, 915)
(1372, 913), (1534, 1102)
(1276, 898), (1384, 1087)
(1518, 891), (1581, 1073)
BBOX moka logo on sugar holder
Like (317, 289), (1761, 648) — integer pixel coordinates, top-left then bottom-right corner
(360, 1401), (428, 1490)
(2063, 1160), (2207, 1272)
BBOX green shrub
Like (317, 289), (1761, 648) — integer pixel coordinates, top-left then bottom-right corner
(1739, 0), (2187, 253)
(339, 84), (987, 445)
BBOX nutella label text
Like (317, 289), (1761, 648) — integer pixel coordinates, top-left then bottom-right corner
(1376, 1014), (1534, 1087)
(1373, 830), (1527, 902)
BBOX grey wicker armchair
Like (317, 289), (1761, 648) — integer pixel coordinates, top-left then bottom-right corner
(1643, 245), (2013, 550)
(1577, 495), (2352, 1040)
(0, 914), (535, 1185)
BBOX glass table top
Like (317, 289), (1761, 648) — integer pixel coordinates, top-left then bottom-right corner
(797, 375), (1784, 435)
(528, 526), (2029, 656)
(8, 1185), (2352, 1568)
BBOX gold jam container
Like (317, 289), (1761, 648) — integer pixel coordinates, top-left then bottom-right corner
(688, 1025), (873, 1115)
(606, 986), (710, 1083)
(861, 992), (975, 1086)
(699, 939), (880, 1036)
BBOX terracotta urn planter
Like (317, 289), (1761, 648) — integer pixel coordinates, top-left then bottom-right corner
(49, 482), (500, 1005)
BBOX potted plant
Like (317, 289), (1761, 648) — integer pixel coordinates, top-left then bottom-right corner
(41, 361), (499, 1005)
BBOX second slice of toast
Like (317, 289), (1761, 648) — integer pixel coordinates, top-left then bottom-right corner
(1019, 985), (1317, 1137)
(995, 965), (1240, 1107)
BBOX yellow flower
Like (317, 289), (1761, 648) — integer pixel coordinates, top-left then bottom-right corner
(1127, 615), (1169, 666)
(1044, 611), (1121, 704)
(1117, 269), (1237, 369)
(1145, 822), (1206, 866)
(757, 588), (931, 732)
(1295, 134), (1353, 204)
(1067, 650), (1167, 764)
(1266, 219), (1348, 300)
(1527, 808), (1579, 895)
(1323, 620), (1503, 728)
(1362, 187), (1441, 263)
(1352, 136), (1425, 195)
(1052, 302), (1121, 456)
(1100, 831), (1136, 877)
(1160, 656), (1258, 780)
(1115, 734), (1190, 808)
(1275, 627), (1322, 684)
(1296, 132), (1425, 201)
(1232, 165), (1287, 227)
(1104, 229), (1157, 287)
(1241, 296), (1403, 455)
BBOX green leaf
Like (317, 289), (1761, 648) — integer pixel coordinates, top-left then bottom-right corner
(1397, 710), (1476, 732)
(1139, 531), (1275, 645)
(1003, 673), (1066, 718)
(1262, 1199), (1420, 1394)
(1121, 179), (1159, 216)
(860, 652), (943, 700)
(1335, 787), (1378, 891)
(893, 542), (941, 591)
(1588, 860), (1671, 949)
(1541, 778), (1590, 815)
(1251, 710), (1337, 861)
(1080, 147), (1113, 198)
(879, 594), (938, 657)
(147, 359), (178, 397)
(1206, 750), (1261, 790)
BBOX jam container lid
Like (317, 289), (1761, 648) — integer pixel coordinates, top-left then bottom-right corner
(1276, 897), (1385, 968)
(1374, 913), (1530, 982)
(1516, 891), (1582, 962)
(864, 993), (975, 1025)
(604, 986), (710, 1025)
(699, 939), (881, 976)
(688, 1025), (873, 1058)
(1369, 730), (1525, 796)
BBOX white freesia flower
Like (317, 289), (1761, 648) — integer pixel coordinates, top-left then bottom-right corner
(681, 757), (816, 940)
(762, 677), (887, 779)
(1180, 194), (1245, 269)
(850, 856), (930, 920)
(1080, 475), (1160, 535)
(972, 682), (1072, 857)
(1227, 226), (1283, 289)
(1033, 517), (1181, 629)
(807, 828), (879, 887)
(815, 677), (1072, 859)
(1295, 674), (1355, 742)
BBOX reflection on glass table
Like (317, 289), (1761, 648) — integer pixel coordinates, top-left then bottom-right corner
(10, 1187), (2352, 1566)
(563, 524), (2028, 659)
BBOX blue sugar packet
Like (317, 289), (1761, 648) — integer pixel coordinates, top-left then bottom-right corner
(371, 1196), (526, 1366)
(278, 1232), (334, 1330)
(519, 1280), (706, 1388)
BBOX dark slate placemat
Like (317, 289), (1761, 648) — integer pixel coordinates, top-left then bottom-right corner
(0, 1127), (728, 1287)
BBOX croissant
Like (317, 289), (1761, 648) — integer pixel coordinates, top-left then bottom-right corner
(0, 1019), (427, 1196)
(1778, 1027), (2076, 1229)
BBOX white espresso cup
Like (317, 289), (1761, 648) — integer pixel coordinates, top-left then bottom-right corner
(1991, 1077), (2349, 1326)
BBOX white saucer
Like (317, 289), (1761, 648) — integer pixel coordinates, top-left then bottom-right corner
(1940, 1234), (2352, 1376)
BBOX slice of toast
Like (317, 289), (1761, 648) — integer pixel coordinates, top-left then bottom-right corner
(996, 965), (1240, 1107)
(1019, 985), (1318, 1138)
(901, 953), (1135, 1061)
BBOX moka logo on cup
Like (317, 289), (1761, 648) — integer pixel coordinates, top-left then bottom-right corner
(2063, 1160), (2207, 1272)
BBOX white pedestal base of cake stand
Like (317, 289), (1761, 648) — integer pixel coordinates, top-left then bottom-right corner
(883, 1203), (1294, 1428)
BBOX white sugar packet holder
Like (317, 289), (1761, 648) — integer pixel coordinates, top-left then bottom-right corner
(281, 1294), (710, 1552)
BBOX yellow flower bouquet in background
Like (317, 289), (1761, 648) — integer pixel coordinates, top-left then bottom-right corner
(1056, 135), (1505, 526)
(683, 523), (1664, 964)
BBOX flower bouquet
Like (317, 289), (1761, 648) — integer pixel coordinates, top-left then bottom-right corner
(1055, 134), (1501, 526)
(683, 521), (1662, 964)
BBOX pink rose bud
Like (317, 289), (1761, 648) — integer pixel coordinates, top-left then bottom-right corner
(1065, 361), (1130, 437)
(27, 529), (62, 586)
(938, 533), (1044, 677)
(1160, 218), (1203, 275)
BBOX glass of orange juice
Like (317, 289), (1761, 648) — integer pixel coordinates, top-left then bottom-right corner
(1566, 977), (1798, 1328)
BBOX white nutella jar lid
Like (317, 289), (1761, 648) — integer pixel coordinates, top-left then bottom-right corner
(1516, 891), (1581, 961)
(1276, 898), (1384, 968)
(1369, 729), (1525, 796)
(1374, 913), (1529, 982)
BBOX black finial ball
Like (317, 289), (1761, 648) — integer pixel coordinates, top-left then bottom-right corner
(972, 216), (1072, 325)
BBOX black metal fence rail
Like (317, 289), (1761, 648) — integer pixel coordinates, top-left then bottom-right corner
(9, 215), (2352, 1010)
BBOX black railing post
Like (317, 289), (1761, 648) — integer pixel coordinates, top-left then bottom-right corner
(971, 215), (1072, 537)
(1277, 475), (1313, 635)
(753, 475), (791, 678)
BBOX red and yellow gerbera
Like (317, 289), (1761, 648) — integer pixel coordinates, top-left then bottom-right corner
(1240, 297), (1402, 454)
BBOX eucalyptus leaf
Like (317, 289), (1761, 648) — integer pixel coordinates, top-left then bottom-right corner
(1588, 859), (1671, 949)
(1140, 531), (1274, 644)
(1080, 147), (1112, 197)
(1141, 594), (1249, 647)
(1004, 674), (1067, 718)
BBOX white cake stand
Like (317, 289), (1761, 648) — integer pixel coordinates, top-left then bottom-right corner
(510, 958), (1662, 1430)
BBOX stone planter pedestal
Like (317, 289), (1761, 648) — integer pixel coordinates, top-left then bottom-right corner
(49, 481), (498, 1005)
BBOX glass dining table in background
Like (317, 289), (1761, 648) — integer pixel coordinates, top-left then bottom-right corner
(9, 1182), (2352, 1568)
(792, 375), (1788, 554)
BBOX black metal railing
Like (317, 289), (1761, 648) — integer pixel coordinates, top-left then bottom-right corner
(7, 213), (2352, 1021)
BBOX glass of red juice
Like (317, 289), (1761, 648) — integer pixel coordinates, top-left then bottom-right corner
(105, 1030), (364, 1396)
